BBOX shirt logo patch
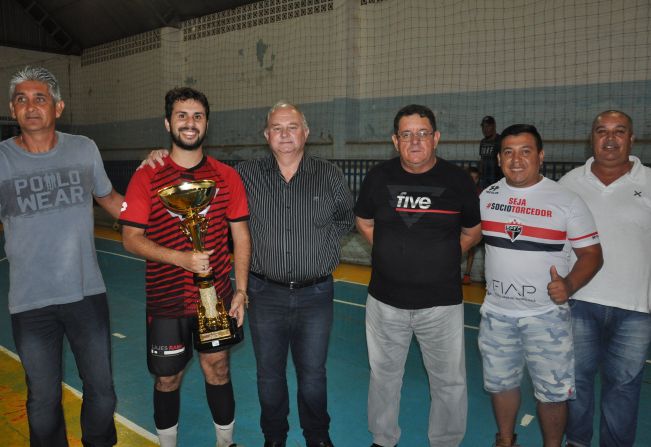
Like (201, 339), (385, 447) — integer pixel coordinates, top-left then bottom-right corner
(505, 220), (523, 242)
(387, 185), (447, 227)
(0, 166), (91, 219)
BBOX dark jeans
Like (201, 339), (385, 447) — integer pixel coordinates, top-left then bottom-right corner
(11, 294), (117, 447)
(248, 273), (334, 444)
(566, 299), (651, 447)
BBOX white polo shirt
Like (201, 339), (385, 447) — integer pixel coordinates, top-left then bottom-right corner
(559, 156), (651, 313)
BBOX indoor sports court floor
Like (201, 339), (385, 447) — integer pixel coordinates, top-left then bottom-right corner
(1, 229), (650, 446)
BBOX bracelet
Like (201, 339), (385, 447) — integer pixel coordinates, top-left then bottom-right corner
(235, 289), (249, 307)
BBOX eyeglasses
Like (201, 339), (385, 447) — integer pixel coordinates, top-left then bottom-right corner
(396, 130), (434, 141)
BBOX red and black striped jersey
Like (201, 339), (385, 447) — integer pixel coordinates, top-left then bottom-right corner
(119, 156), (249, 317)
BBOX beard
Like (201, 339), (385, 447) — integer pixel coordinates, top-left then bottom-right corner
(169, 126), (206, 151)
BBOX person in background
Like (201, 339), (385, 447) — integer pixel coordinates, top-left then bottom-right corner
(463, 166), (481, 284)
(479, 115), (501, 189)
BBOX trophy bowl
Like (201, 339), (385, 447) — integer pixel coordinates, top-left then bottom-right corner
(158, 180), (216, 216)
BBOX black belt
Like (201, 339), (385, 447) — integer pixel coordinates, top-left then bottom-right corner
(250, 272), (330, 290)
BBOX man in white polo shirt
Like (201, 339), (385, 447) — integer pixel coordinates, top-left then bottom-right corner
(479, 124), (602, 447)
(559, 110), (651, 447)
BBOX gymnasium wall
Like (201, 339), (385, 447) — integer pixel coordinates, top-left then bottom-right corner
(1, 0), (649, 162)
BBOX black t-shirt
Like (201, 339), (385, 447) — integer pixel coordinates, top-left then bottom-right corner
(355, 157), (480, 309)
(479, 133), (502, 187)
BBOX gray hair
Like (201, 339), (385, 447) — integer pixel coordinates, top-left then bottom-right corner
(265, 100), (309, 130)
(9, 66), (62, 103)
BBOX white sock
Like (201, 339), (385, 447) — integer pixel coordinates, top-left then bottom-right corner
(215, 420), (234, 447)
(157, 423), (178, 447)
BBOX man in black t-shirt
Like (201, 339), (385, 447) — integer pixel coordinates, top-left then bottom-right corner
(355, 104), (481, 447)
(479, 115), (501, 189)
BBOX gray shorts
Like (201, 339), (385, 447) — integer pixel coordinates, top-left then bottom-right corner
(478, 305), (575, 402)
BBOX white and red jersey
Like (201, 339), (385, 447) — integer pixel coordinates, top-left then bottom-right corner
(480, 177), (599, 317)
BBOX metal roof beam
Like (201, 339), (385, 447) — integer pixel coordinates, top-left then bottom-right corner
(12, 0), (80, 54)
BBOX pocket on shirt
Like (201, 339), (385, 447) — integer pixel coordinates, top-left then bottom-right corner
(311, 194), (334, 227)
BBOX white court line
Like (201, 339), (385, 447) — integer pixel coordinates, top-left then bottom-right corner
(96, 234), (122, 242)
(0, 257), (7, 263)
(95, 245), (651, 365)
(1, 344), (20, 362)
(331, 298), (651, 362)
(334, 278), (369, 287)
(333, 297), (480, 330)
(0, 345), (158, 443)
(333, 298), (365, 308)
(96, 249), (143, 262)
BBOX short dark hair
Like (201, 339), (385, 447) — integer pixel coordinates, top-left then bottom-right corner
(393, 104), (437, 134)
(499, 124), (543, 152)
(165, 87), (210, 121)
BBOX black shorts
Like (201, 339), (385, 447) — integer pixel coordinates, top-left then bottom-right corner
(146, 316), (232, 377)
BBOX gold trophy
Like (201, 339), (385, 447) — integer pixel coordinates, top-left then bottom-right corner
(158, 180), (242, 350)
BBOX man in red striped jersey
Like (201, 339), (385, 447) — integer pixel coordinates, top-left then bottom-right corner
(119, 87), (251, 447)
(478, 124), (602, 447)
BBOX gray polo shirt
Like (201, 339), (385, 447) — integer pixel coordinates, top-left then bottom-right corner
(0, 132), (112, 314)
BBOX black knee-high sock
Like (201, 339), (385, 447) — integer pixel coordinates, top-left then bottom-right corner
(154, 388), (180, 429)
(205, 382), (235, 425)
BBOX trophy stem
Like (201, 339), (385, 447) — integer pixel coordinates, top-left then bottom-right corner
(199, 284), (219, 319)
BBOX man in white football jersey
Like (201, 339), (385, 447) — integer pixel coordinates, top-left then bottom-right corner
(478, 124), (603, 447)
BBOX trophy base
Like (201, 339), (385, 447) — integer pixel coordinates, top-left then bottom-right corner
(196, 316), (243, 352)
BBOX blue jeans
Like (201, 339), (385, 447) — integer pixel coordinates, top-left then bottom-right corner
(566, 300), (651, 447)
(11, 294), (117, 447)
(247, 273), (334, 444)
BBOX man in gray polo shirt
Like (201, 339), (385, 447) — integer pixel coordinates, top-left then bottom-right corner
(0, 66), (123, 447)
